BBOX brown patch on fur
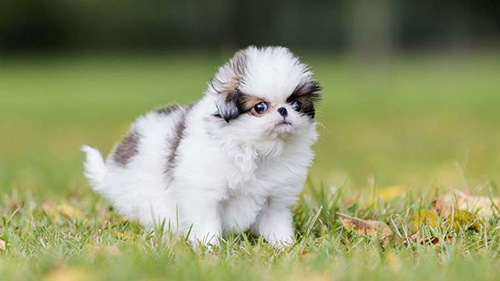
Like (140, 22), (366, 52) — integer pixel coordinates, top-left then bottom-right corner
(113, 130), (140, 166)
(218, 52), (246, 105)
(166, 120), (185, 173)
(165, 104), (195, 179)
(211, 51), (247, 96)
(185, 102), (196, 112)
(156, 104), (181, 115)
(211, 51), (248, 122)
(231, 50), (247, 77)
(219, 78), (240, 97)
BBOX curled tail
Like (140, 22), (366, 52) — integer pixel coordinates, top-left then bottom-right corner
(82, 145), (107, 191)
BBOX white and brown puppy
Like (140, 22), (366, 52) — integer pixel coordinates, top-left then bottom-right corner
(82, 46), (321, 247)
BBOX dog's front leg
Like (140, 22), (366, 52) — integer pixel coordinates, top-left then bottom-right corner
(252, 198), (295, 249)
(181, 196), (221, 248)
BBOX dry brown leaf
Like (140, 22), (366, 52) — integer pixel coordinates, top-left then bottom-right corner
(432, 199), (447, 214)
(54, 203), (80, 219)
(0, 239), (5, 251)
(377, 185), (407, 202)
(41, 200), (55, 212)
(8, 198), (23, 211)
(99, 207), (111, 217)
(413, 210), (439, 229)
(434, 189), (500, 219)
(343, 199), (354, 207)
(415, 208), (482, 231)
(337, 213), (393, 240)
(447, 210), (483, 231)
(405, 231), (455, 247)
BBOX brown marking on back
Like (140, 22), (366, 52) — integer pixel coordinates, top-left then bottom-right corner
(164, 103), (195, 180)
(156, 104), (181, 115)
(113, 130), (140, 166)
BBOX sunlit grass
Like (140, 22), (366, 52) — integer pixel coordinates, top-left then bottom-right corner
(1, 181), (500, 280)
(1, 53), (500, 280)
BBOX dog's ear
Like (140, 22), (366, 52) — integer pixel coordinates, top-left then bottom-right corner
(214, 89), (242, 122)
(209, 50), (247, 122)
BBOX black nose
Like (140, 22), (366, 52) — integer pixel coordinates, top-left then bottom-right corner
(277, 107), (288, 117)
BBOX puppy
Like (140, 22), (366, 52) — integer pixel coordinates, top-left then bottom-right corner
(82, 46), (321, 247)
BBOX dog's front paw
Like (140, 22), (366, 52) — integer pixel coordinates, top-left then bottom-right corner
(267, 235), (295, 250)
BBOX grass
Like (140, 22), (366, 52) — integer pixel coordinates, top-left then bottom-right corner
(1, 52), (500, 280)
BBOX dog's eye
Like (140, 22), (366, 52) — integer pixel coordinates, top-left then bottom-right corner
(291, 100), (302, 111)
(253, 102), (269, 114)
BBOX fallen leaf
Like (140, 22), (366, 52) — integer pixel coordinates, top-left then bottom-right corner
(99, 207), (111, 217)
(8, 199), (23, 211)
(428, 236), (454, 247)
(432, 199), (447, 215)
(413, 210), (439, 229)
(0, 239), (5, 250)
(54, 203), (80, 219)
(41, 200), (55, 212)
(377, 185), (407, 201)
(42, 268), (89, 281)
(434, 189), (500, 219)
(415, 208), (482, 231)
(405, 231), (454, 247)
(447, 210), (482, 231)
(337, 213), (393, 240)
(343, 199), (354, 207)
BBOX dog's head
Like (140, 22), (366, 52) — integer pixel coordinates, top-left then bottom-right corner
(207, 46), (321, 144)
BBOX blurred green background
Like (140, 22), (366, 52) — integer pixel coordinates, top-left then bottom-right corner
(1, 0), (500, 196)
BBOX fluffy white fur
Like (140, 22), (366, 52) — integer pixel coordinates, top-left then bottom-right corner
(82, 46), (319, 248)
